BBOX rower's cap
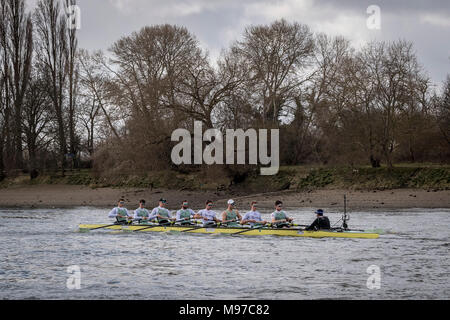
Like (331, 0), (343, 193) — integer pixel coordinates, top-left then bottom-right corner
(227, 199), (235, 205)
(159, 198), (167, 203)
(315, 209), (324, 215)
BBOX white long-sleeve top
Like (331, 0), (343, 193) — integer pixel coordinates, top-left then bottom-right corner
(197, 209), (218, 221)
(242, 210), (263, 226)
(108, 207), (131, 218)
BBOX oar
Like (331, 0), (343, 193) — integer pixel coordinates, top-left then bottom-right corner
(86, 216), (133, 230)
(232, 223), (266, 235)
(133, 220), (178, 232)
(289, 223), (309, 227)
(190, 219), (223, 226)
(219, 219), (240, 226)
(136, 219), (203, 233)
(338, 228), (384, 234)
(266, 221), (296, 229)
(135, 217), (196, 227)
(83, 223), (118, 231)
(173, 218), (197, 224)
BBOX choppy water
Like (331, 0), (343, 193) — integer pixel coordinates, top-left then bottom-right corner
(0, 207), (449, 299)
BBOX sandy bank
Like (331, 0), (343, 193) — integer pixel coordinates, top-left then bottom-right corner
(0, 185), (449, 210)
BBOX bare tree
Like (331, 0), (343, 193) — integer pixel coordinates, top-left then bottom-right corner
(0, 0), (33, 170)
(64, 0), (79, 168)
(78, 49), (121, 141)
(435, 75), (450, 147)
(0, 1), (9, 178)
(301, 34), (355, 164)
(0, 51), (6, 179)
(34, 0), (68, 174)
(22, 68), (52, 178)
(78, 95), (100, 156)
(232, 19), (314, 126)
(102, 25), (219, 170)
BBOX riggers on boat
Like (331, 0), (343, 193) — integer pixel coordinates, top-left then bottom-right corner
(78, 223), (379, 239)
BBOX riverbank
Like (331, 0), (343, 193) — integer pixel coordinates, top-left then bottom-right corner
(0, 184), (449, 209)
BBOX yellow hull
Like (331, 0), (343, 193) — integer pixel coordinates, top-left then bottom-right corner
(78, 224), (379, 239)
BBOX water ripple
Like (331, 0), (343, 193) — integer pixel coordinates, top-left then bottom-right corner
(0, 207), (449, 299)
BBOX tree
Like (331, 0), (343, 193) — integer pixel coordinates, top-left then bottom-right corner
(0, 0), (33, 171)
(105, 24), (216, 170)
(78, 49), (121, 142)
(22, 68), (52, 179)
(232, 19), (314, 126)
(436, 75), (450, 147)
(353, 40), (430, 167)
(64, 0), (79, 168)
(34, 0), (68, 174)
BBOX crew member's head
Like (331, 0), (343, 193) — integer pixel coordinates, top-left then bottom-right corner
(182, 200), (189, 209)
(205, 200), (213, 209)
(315, 209), (324, 217)
(159, 198), (167, 207)
(118, 199), (125, 207)
(227, 199), (235, 208)
(139, 199), (146, 208)
(251, 201), (257, 211)
(275, 200), (283, 211)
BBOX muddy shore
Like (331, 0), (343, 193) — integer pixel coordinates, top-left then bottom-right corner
(0, 185), (449, 210)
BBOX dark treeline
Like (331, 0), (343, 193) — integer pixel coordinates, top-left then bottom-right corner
(0, 0), (449, 182)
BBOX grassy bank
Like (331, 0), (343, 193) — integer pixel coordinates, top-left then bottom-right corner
(1, 165), (449, 192)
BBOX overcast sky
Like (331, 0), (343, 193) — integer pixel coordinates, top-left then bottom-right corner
(28, 0), (450, 88)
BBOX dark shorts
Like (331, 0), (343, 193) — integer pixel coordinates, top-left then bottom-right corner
(203, 221), (217, 227)
(178, 221), (194, 225)
(114, 219), (130, 225)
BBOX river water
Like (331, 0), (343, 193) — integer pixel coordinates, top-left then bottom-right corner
(0, 207), (448, 299)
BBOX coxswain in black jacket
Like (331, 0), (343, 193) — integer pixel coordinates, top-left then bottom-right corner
(306, 209), (331, 230)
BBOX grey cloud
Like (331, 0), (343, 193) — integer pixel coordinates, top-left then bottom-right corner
(27, 0), (449, 86)
(314, 0), (450, 14)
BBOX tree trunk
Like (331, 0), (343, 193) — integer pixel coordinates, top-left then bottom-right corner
(13, 100), (23, 169)
(0, 134), (5, 181)
(28, 143), (38, 179)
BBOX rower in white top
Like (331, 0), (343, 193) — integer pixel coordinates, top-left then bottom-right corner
(149, 198), (174, 224)
(133, 199), (151, 224)
(108, 199), (133, 224)
(241, 201), (268, 227)
(194, 200), (221, 227)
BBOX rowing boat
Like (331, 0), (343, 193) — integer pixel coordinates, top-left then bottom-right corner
(78, 223), (379, 239)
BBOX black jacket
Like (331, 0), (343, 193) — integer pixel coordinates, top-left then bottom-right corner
(306, 216), (331, 230)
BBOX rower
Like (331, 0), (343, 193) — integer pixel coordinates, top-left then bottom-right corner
(175, 200), (196, 225)
(241, 201), (267, 227)
(149, 198), (174, 224)
(194, 200), (221, 227)
(271, 200), (293, 228)
(305, 209), (331, 231)
(133, 199), (151, 224)
(221, 199), (242, 226)
(108, 199), (132, 224)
